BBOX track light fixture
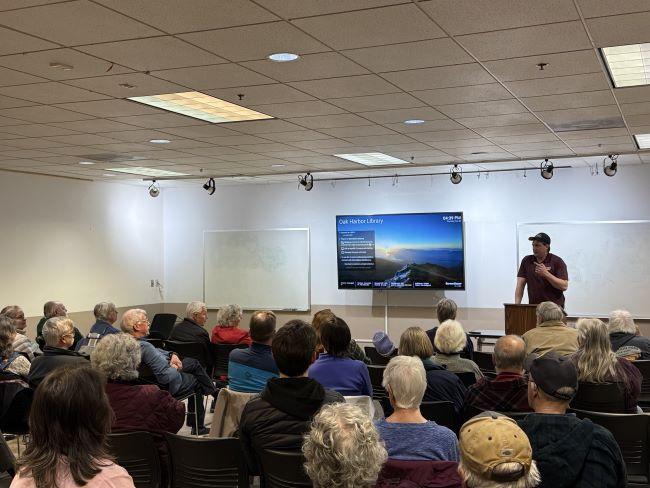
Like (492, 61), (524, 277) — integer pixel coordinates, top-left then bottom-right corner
(203, 177), (216, 195)
(148, 180), (160, 198)
(450, 164), (462, 184)
(298, 172), (314, 191)
(603, 154), (618, 177)
(540, 159), (554, 180)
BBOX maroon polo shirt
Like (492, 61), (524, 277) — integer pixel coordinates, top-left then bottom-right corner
(517, 252), (568, 308)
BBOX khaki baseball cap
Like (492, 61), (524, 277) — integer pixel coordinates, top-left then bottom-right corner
(459, 412), (532, 482)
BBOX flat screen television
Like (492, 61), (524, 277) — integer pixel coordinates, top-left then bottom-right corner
(336, 212), (465, 290)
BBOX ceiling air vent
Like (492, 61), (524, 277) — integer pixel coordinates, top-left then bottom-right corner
(548, 116), (625, 132)
(78, 153), (146, 163)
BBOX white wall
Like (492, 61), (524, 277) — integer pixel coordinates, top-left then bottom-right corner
(163, 164), (650, 310)
(0, 171), (163, 317)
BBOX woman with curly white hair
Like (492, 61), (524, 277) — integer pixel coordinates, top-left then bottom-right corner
(210, 304), (251, 345)
(303, 403), (387, 488)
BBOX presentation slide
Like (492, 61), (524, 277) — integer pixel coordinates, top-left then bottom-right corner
(336, 212), (465, 290)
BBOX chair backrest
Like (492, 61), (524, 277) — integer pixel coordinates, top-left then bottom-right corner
(367, 365), (388, 402)
(108, 431), (161, 488)
(473, 351), (495, 373)
(0, 381), (32, 435)
(420, 401), (456, 431)
(364, 346), (397, 366)
(213, 343), (248, 377)
(454, 372), (477, 388)
(571, 408), (650, 481)
(164, 433), (247, 488)
(259, 449), (312, 488)
(571, 382), (628, 413)
(142, 338), (165, 349)
(149, 314), (178, 340)
(164, 341), (210, 368)
(0, 434), (16, 477)
(633, 360), (650, 406)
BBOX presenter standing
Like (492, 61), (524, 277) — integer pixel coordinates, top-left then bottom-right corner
(515, 232), (568, 309)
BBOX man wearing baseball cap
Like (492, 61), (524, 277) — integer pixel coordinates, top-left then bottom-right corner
(518, 353), (626, 488)
(515, 232), (568, 309)
(458, 412), (541, 487)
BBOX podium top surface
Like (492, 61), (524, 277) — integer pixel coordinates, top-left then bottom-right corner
(503, 303), (538, 307)
(467, 329), (505, 338)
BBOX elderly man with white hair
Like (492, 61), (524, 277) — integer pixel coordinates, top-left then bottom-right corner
(608, 309), (650, 359)
(168, 301), (214, 372)
(35, 301), (83, 350)
(1, 305), (41, 360)
(522, 301), (579, 357)
(433, 320), (483, 380)
(75, 301), (121, 354)
(121, 308), (216, 436)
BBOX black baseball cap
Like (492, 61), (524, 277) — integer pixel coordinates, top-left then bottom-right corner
(525, 353), (578, 400)
(528, 232), (550, 245)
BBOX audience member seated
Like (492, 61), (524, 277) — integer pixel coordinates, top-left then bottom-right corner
(464, 335), (531, 415)
(0, 316), (30, 379)
(12, 366), (134, 488)
(573, 317), (641, 413)
(616, 345), (641, 361)
(75, 301), (120, 355)
(458, 412), (540, 488)
(426, 298), (474, 359)
(303, 403), (387, 488)
(608, 309), (650, 359)
(91, 333), (184, 484)
(1, 306), (40, 360)
(518, 353), (626, 488)
(398, 327), (466, 418)
(308, 316), (372, 397)
(313, 308), (370, 363)
(210, 304), (251, 345)
(372, 331), (396, 357)
(376, 355), (459, 461)
(121, 309), (215, 436)
(433, 320), (483, 380)
(28, 317), (88, 388)
(228, 310), (278, 392)
(35, 301), (82, 350)
(168, 301), (214, 372)
(522, 301), (578, 357)
(239, 320), (343, 475)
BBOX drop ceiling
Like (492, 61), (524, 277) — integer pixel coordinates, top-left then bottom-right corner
(0, 0), (649, 185)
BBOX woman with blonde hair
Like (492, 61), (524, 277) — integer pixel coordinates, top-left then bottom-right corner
(573, 318), (641, 413)
(433, 320), (483, 380)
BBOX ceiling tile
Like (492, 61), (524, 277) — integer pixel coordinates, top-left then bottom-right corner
(4, 138), (69, 149)
(289, 75), (397, 99)
(152, 64), (273, 90)
(559, 128), (628, 139)
(421, 0), (579, 35)
(0, 48), (132, 80)
(249, 100), (344, 118)
(342, 38), (473, 72)
(586, 12), (650, 47)
(475, 123), (551, 137)
(254, 0), (409, 18)
(78, 37), (226, 72)
(523, 91), (615, 111)
(500, 141), (569, 152)
(55, 99), (163, 118)
(484, 50), (602, 82)
(613, 86), (650, 104)
(3, 124), (81, 137)
(66, 73), (189, 98)
(0, 114), (27, 126)
(0, 25), (57, 55)
(320, 125), (396, 138)
(536, 105), (623, 130)
(410, 129), (479, 142)
(431, 138), (494, 149)
(290, 138), (356, 150)
(576, 0), (650, 18)
(0, 82), (108, 104)
(456, 22), (591, 61)
(293, 4), (446, 50)
(437, 99), (528, 118)
(620, 102), (650, 116)
(385, 119), (465, 133)
(625, 114), (650, 127)
(156, 125), (239, 139)
(505, 73), (610, 97)
(328, 93), (424, 112)
(242, 52), (369, 82)
(228, 120), (305, 134)
(206, 84), (315, 105)
(50, 119), (140, 133)
(44, 133), (123, 145)
(188, 134), (268, 146)
(96, 128), (188, 143)
(488, 133), (561, 144)
(260, 130), (332, 142)
(287, 114), (372, 129)
(109, 113), (207, 129)
(0, 95), (36, 109)
(414, 84), (513, 105)
(0, 67), (45, 86)
(358, 107), (447, 124)
(342, 134), (414, 146)
(179, 21), (329, 62)
(0, 1), (74, 11)
(95, 0), (278, 34)
(382, 63), (495, 91)
(0, 0), (162, 45)
(0, 106), (93, 123)
(458, 113), (540, 128)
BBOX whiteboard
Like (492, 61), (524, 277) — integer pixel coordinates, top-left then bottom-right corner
(203, 228), (310, 311)
(517, 221), (650, 317)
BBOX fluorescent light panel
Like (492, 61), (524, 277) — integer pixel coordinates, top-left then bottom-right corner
(334, 153), (410, 166)
(634, 133), (650, 149)
(602, 44), (650, 87)
(128, 92), (274, 123)
(107, 167), (189, 177)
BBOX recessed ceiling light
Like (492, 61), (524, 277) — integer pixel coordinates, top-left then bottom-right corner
(634, 133), (650, 149)
(404, 119), (425, 124)
(128, 91), (274, 124)
(106, 167), (189, 177)
(271, 164), (285, 168)
(601, 44), (650, 87)
(334, 153), (410, 166)
(149, 139), (170, 144)
(268, 52), (300, 62)
(78, 161), (95, 165)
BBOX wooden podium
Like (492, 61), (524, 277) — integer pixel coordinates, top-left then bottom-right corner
(504, 304), (538, 336)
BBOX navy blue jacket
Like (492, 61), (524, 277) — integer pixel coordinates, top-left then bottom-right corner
(228, 343), (278, 393)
